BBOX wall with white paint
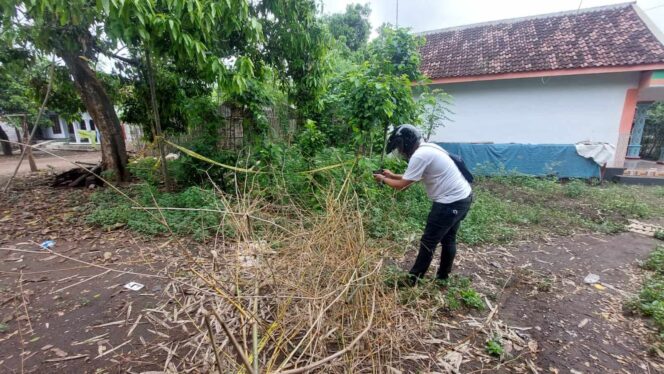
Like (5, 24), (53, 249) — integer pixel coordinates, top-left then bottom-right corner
(428, 72), (640, 150)
(0, 121), (20, 145)
(41, 116), (68, 139)
(40, 113), (100, 144)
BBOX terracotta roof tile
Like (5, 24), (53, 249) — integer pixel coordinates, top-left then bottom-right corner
(419, 3), (664, 79)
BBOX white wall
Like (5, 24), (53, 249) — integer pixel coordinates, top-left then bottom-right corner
(0, 121), (20, 145)
(428, 72), (640, 148)
(41, 117), (68, 139)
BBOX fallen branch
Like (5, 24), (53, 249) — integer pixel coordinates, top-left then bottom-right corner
(205, 314), (224, 374)
(211, 309), (256, 374)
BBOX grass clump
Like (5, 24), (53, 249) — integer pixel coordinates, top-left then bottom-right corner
(644, 246), (664, 272)
(486, 336), (504, 357)
(630, 246), (664, 348)
(655, 231), (664, 241)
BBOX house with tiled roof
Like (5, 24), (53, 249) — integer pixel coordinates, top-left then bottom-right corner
(419, 2), (664, 177)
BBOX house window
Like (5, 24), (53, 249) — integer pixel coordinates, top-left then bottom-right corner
(67, 122), (75, 141)
(89, 120), (95, 131)
(51, 116), (62, 134)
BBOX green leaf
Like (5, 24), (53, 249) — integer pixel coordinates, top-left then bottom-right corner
(138, 27), (149, 41)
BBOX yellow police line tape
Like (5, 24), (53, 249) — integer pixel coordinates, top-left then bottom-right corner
(165, 140), (354, 175)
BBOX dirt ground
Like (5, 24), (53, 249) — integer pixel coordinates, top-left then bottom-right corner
(0, 150), (101, 185)
(0, 178), (663, 373)
(460, 234), (663, 373)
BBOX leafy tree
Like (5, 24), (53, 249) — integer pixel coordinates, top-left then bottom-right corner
(0, 0), (263, 180)
(325, 4), (371, 52)
(321, 26), (424, 153)
(118, 58), (213, 136)
(368, 25), (424, 80)
(255, 0), (331, 122)
(336, 61), (418, 153)
(0, 0), (131, 179)
(643, 103), (664, 160)
(0, 43), (84, 156)
(418, 88), (453, 142)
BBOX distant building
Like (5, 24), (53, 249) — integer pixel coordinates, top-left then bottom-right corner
(419, 3), (664, 176)
(0, 112), (143, 151)
(42, 112), (100, 144)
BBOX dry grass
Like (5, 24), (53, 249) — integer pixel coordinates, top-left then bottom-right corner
(138, 175), (440, 373)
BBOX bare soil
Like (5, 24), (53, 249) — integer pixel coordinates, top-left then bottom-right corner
(0, 178), (662, 373)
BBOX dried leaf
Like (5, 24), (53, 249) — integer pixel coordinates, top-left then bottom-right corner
(51, 347), (68, 357)
(528, 340), (538, 353)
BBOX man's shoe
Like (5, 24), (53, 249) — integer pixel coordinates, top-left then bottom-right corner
(434, 277), (450, 289)
(397, 274), (419, 288)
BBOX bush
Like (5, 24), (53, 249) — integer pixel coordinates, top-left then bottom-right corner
(644, 246), (664, 273)
(630, 246), (664, 348)
(127, 157), (161, 185)
(486, 337), (504, 357)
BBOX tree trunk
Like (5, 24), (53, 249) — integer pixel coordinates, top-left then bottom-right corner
(144, 48), (171, 190)
(0, 125), (12, 156)
(60, 52), (128, 181)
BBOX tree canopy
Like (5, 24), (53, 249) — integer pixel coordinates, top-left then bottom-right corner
(325, 3), (371, 52)
(0, 0), (452, 182)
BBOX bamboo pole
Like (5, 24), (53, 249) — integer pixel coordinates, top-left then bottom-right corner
(144, 48), (172, 191)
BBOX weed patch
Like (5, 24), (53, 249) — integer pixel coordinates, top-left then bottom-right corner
(87, 185), (229, 240)
(486, 336), (504, 357)
(630, 246), (664, 348)
(90, 149), (664, 247)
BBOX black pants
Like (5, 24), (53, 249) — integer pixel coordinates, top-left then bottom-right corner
(409, 194), (472, 280)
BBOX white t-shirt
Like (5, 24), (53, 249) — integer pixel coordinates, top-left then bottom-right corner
(402, 143), (472, 204)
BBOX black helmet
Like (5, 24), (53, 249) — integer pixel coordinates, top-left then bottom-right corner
(386, 124), (422, 158)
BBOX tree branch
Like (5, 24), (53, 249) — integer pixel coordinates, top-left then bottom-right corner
(95, 46), (139, 66)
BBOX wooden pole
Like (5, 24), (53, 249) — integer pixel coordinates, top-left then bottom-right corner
(21, 115), (38, 172)
(14, 127), (23, 153)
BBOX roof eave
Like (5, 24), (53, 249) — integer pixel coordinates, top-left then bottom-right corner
(424, 63), (664, 85)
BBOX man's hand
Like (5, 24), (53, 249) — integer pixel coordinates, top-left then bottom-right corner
(373, 173), (386, 183)
(382, 169), (403, 180)
(382, 169), (396, 178)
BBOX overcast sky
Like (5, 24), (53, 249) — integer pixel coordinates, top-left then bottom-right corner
(321, 0), (664, 35)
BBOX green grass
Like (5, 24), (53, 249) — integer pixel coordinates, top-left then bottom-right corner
(631, 246), (664, 348)
(383, 267), (485, 311)
(86, 184), (234, 241)
(644, 246), (664, 272)
(655, 231), (664, 241)
(486, 337), (504, 357)
(456, 177), (664, 245)
(88, 150), (664, 247)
